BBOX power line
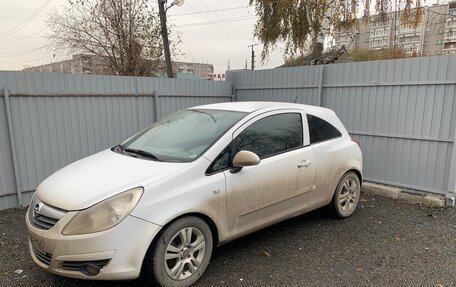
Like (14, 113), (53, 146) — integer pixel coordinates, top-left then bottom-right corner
(195, 0), (252, 42)
(169, 5), (248, 17)
(0, 27), (48, 41)
(0, 44), (50, 57)
(0, 0), (51, 37)
(0, 54), (52, 65)
(177, 16), (257, 28)
(184, 2), (249, 46)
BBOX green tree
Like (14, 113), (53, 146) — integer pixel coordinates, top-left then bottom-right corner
(250, 0), (422, 61)
(48, 0), (176, 76)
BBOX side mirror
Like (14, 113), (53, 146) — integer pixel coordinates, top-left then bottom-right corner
(232, 150), (260, 168)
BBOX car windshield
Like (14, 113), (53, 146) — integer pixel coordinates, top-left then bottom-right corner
(118, 109), (246, 162)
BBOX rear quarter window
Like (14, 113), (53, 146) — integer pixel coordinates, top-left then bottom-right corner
(307, 114), (342, 144)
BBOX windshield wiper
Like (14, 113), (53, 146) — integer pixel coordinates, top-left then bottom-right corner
(112, 143), (125, 152)
(124, 148), (162, 161)
(193, 110), (217, 123)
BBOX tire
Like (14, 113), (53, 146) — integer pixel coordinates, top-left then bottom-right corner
(145, 216), (213, 287)
(331, 172), (361, 218)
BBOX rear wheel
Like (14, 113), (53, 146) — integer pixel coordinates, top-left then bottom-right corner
(146, 216), (213, 287)
(332, 172), (361, 218)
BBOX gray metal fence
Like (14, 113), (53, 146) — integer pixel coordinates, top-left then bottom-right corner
(1, 56), (456, 211)
(228, 55), (456, 199)
(0, 71), (233, 210)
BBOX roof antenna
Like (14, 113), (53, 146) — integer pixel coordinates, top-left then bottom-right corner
(293, 94), (300, 103)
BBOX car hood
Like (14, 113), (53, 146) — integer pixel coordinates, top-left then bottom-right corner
(35, 149), (190, 211)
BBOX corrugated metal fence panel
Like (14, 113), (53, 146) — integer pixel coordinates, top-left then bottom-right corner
(229, 56), (456, 196)
(229, 66), (320, 105)
(159, 96), (233, 117)
(322, 57), (456, 194)
(0, 96), (17, 210)
(8, 96), (156, 192)
(137, 77), (233, 119)
(0, 71), (232, 209)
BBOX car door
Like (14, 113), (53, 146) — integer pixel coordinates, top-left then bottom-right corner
(222, 110), (316, 237)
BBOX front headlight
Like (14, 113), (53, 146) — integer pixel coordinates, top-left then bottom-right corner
(62, 187), (143, 235)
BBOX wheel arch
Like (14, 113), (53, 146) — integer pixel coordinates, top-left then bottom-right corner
(348, 168), (363, 185)
(140, 212), (220, 275)
(330, 168), (363, 202)
(166, 212), (220, 247)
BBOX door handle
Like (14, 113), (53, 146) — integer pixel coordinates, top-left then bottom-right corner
(297, 160), (311, 168)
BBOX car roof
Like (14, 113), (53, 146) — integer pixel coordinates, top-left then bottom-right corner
(189, 101), (348, 137)
(189, 101), (331, 115)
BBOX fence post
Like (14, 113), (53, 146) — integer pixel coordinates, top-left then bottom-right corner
(447, 127), (456, 206)
(153, 93), (160, 121)
(3, 87), (22, 207)
(317, 65), (325, 107)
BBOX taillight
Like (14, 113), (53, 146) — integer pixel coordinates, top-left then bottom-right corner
(352, 139), (360, 147)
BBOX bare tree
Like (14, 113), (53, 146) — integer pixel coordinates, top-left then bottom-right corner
(48, 0), (176, 76)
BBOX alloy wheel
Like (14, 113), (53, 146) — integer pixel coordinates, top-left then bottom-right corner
(164, 227), (206, 280)
(339, 178), (358, 212)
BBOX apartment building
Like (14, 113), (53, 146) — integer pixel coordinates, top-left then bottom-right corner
(23, 54), (214, 80)
(23, 54), (98, 74)
(333, 2), (456, 55)
(172, 61), (214, 80)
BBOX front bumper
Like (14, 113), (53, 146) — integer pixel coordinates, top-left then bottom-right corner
(25, 208), (161, 280)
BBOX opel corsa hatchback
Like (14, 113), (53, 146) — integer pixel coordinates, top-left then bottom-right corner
(26, 102), (362, 287)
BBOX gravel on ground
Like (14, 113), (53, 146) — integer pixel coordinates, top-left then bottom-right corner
(1, 192), (455, 287)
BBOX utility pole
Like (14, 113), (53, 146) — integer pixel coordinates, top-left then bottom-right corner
(393, 0), (397, 49)
(158, 0), (184, 78)
(248, 44), (258, 70)
(158, 0), (173, 78)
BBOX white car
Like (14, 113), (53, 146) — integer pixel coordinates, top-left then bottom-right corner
(26, 102), (362, 287)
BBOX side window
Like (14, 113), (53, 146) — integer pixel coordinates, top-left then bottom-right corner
(307, 114), (342, 144)
(234, 113), (303, 159)
(206, 113), (303, 175)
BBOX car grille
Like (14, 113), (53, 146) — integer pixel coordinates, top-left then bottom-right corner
(59, 259), (110, 271)
(30, 213), (59, 230)
(33, 247), (53, 266)
(28, 196), (66, 230)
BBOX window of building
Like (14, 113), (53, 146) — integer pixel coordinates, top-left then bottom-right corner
(449, 4), (456, 15)
(447, 20), (456, 27)
(399, 25), (417, 34)
(370, 27), (390, 38)
(444, 41), (456, 49)
(307, 115), (342, 144)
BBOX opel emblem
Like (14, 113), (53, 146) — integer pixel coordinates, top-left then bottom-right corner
(33, 202), (43, 217)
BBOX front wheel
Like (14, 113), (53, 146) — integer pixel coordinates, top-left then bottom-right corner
(146, 216), (213, 287)
(331, 172), (361, 218)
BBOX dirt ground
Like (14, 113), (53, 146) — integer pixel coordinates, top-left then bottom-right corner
(1, 192), (455, 287)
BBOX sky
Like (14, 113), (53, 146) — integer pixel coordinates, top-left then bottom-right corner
(0, 0), (286, 74)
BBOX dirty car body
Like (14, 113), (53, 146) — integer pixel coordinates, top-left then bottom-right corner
(25, 102), (362, 286)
